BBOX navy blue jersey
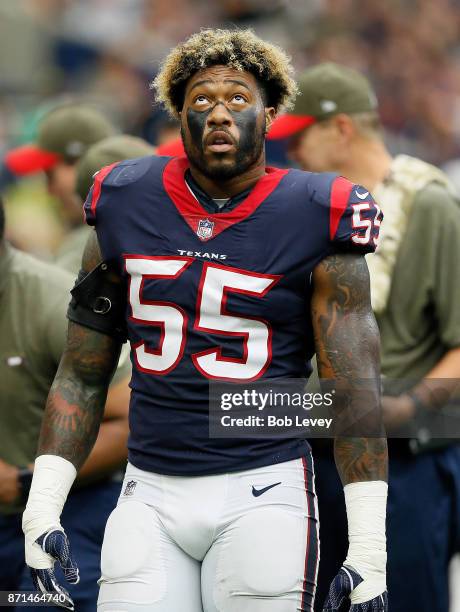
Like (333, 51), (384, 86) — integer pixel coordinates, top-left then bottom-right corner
(84, 155), (382, 476)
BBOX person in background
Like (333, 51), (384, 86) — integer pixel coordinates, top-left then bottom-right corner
(155, 116), (181, 147)
(75, 134), (155, 205)
(5, 103), (116, 274)
(1, 133), (152, 610)
(268, 62), (460, 612)
(0, 191), (130, 611)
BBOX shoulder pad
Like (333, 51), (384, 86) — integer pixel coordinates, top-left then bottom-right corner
(290, 170), (383, 254)
(84, 155), (168, 226)
(302, 171), (338, 207)
(330, 176), (382, 254)
(284, 169), (338, 208)
(100, 155), (164, 188)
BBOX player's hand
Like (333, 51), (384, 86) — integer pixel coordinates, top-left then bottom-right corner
(22, 455), (78, 609)
(27, 528), (79, 611)
(322, 566), (388, 611)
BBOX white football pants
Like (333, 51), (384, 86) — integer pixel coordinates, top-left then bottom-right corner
(97, 456), (319, 612)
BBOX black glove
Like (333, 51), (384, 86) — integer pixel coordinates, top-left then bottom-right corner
(29, 529), (79, 611)
(322, 566), (388, 611)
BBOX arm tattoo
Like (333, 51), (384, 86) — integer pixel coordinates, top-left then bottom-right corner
(38, 232), (122, 469)
(311, 253), (388, 484)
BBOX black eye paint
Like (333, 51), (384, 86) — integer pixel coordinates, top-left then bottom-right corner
(232, 106), (261, 166)
(185, 103), (265, 180)
(186, 108), (207, 155)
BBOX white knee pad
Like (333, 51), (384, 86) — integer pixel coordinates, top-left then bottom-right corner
(231, 508), (304, 595)
(204, 508), (308, 611)
(101, 501), (158, 580)
(98, 501), (167, 608)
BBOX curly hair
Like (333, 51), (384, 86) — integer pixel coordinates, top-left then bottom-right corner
(152, 29), (298, 117)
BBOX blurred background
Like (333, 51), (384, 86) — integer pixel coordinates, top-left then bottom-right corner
(3, 0), (460, 255)
(1, 1), (460, 609)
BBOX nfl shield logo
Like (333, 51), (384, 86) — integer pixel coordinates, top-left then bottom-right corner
(197, 218), (214, 240)
(123, 480), (137, 496)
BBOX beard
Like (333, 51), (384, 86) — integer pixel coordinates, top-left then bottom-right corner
(182, 108), (266, 181)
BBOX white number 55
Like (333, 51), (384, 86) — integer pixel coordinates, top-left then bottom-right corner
(125, 256), (280, 381)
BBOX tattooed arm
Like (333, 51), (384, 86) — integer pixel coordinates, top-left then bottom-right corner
(38, 231), (123, 468)
(311, 252), (387, 484)
(312, 253), (388, 609)
(22, 232), (125, 596)
(77, 375), (130, 483)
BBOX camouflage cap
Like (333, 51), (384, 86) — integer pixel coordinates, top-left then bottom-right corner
(76, 134), (155, 201)
(5, 104), (116, 175)
(268, 63), (378, 139)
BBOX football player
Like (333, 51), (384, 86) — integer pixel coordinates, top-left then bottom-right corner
(269, 62), (460, 612)
(23, 30), (387, 611)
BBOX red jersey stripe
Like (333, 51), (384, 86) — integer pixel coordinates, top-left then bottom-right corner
(302, 455), (312, 611)
(329, 176), (354, 241)
(89, 162), (120, 222)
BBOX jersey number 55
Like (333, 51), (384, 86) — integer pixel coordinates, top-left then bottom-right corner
(124, 256), (281, 382)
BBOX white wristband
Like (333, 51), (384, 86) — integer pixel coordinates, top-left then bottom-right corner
(343, 480), (387, 604)
(22, 455), (77, 569)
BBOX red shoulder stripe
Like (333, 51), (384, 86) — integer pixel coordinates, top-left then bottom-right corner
(89, 162), (120, 221)
(329, 176), (354, 241)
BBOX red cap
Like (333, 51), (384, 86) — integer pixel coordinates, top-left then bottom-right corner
(156, 139), (185, 157)
(4, 144), (61, 176)
(267, 114), (317, 140)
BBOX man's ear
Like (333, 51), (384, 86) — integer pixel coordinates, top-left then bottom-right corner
(334, 113), (356, 141)
(264, 107), (276, 133)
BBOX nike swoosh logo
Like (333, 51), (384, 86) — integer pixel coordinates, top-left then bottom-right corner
(252, 482), (282, 497)
(356, 190), (369, 199)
